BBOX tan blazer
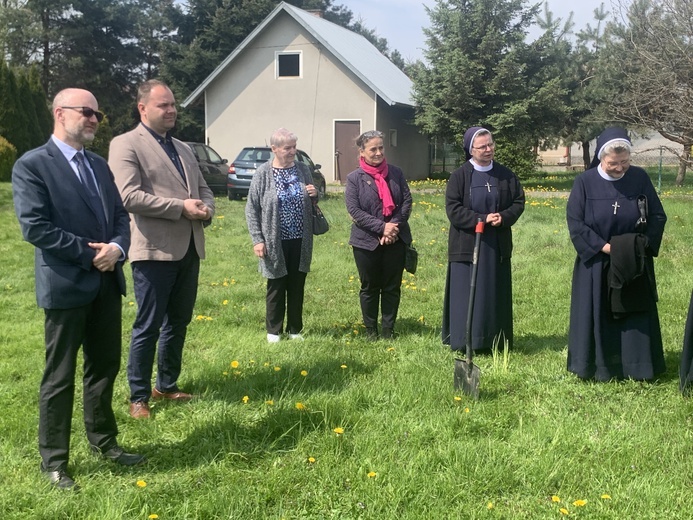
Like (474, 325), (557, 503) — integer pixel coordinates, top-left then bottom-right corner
(109, 124), (215, 262)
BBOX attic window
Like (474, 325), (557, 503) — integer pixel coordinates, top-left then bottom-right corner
(276, 52), (301, 78)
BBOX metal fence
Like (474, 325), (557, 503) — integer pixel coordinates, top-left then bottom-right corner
(429, 141), (687, 175)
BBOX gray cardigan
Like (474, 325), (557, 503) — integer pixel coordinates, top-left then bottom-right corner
(245, 161), (314, 278)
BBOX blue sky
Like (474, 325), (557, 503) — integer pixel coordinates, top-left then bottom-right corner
(341, 0), (613, 62)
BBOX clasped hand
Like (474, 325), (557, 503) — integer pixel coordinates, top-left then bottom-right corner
(486, 213), (502, 227)
(89, 242), (120, 272)
(182, 199), (211, 220)
(380, 222), (399, 245)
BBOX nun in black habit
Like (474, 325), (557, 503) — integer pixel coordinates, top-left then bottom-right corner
(443, 127), (525, 352)
(566, 127), (666, 381)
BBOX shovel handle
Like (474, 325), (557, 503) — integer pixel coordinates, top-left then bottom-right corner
(465, 218), (484, 369)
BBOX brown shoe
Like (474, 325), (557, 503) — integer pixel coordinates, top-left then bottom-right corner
(129, 401), (150, 419)
(151, 387), (193, 402)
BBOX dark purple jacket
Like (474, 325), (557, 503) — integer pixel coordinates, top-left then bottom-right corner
(345, 164), (412, 251)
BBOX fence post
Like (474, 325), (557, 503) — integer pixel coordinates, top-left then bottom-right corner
(658, 146), (662, 194)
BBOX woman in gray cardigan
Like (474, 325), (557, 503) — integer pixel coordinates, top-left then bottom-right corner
(245, 129), (318, 342)
(345, 130), (412, 340)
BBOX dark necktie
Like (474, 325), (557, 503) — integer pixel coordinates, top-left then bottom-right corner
(74, 152), (106, 225)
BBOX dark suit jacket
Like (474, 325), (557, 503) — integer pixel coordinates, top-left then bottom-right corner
(12, 138), (131, 309)
(345, 164), (412, 251)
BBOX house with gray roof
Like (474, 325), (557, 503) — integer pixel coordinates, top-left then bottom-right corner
(182, 2), (429, 184)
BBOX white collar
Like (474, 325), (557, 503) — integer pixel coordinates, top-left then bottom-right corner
(470, 159), (493, 172)
(597, 164), (623, 182)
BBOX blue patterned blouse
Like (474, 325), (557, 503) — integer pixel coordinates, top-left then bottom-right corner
(273, 165), (304, 240)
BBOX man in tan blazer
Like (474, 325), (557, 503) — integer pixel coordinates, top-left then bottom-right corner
(109, 79), (215, 419)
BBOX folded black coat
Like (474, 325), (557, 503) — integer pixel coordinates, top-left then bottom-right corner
(607, 233), (657, 318)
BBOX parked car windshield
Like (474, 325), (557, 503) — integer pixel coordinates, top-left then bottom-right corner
(205, 146), (225, 164)
(236, 148), (271, 162)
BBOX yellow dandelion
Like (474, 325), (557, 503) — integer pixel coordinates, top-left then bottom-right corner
(263, 362), (270, 367)
(418, 315), (425, 323)
(128, 301), (134, 306)
(274, 366), (281, 371)
(333, 427), (344, 435)
(341, 364), (347, 369)
(222, 281), (229, 286)
(242, 395), (249, 404)
(464, 407), (470, 413)
(295, 402), (306, 410)
(149, 515), (159, 519)
(136, 480), (147, 488)
(559, 508), (569, 515)
(487, 502), (494, 510)
(454, 396), (462, 402)
(308, 456), (316, 463)
(265, 400), (274, 405)
(353, 329), (359, 335)
(573, 500), (586, 507)
(601, 494), (611, 500)
(222, 299), (229, 305)
(551, 495), (561, 503)
(216, 215), (224, 219)
(230, 360), (239, 369)
(300, 370), (308, 377)
(387, 347), (395, 352)
(367, 471), (377, 478)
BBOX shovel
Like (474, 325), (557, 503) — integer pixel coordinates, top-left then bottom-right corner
(454, 218), (485, 399)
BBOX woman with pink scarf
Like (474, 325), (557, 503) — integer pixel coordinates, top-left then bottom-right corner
(345, 130), (413, 340)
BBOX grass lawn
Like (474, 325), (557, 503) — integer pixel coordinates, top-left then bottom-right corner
(1, 178), (692, 519)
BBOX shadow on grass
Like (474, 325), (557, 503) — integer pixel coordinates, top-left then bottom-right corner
(514, 333), (568, 354)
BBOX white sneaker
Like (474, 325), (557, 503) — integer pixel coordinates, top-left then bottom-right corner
(267, 333), (281, 343)
(289, 333), (304, 341)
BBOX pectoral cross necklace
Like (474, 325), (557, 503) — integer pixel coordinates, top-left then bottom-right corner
(612, 200), (620, 215)
(485, 181), (492, 192)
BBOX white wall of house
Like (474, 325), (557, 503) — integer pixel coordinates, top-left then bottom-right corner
(375, 100), (428, 180)
(203, 12), (377, 182)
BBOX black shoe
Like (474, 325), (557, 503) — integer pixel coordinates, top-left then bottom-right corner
(41, 464), (79, 490)
(381, 328), (394, 339)
(365, 327), (378, 340)
(91, 444), (147, 466)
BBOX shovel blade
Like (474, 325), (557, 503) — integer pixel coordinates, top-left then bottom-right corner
(454, 358), (481, 400)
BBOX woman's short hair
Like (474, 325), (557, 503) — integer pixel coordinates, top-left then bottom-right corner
(600, 139), (632, 159)
(356, 130), (384, 149)
(270, 128), (298, 147)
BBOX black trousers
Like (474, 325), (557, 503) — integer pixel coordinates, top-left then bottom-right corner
(352, 240), (406, 331)
(40, 271), (122, 470)
(266, 239), (307, 335)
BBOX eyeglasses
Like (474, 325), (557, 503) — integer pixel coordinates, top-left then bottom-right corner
(472, 142), (495, 150)
(60, 106), (105, 123)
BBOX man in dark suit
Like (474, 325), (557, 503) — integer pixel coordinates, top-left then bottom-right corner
(12, 88), (146, 490)
(109, 80), (214, 419)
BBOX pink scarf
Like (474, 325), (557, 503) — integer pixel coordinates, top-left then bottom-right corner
(360, 156), (395, 217)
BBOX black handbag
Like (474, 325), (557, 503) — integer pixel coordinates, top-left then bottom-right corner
(312, 202), (329, 235)
(404, 243), (418, 274)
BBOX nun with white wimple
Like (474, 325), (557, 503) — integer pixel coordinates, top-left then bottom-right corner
(442, 126), (525, 353)
(566, 127), (667, 381)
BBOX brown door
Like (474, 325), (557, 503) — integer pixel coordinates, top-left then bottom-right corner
(334, 121), (361, 184)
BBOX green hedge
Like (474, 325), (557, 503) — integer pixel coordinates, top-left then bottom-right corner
(0, 136), (17, 182)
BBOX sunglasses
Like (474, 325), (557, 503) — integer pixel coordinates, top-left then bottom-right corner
(60, 106), (105, 123)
